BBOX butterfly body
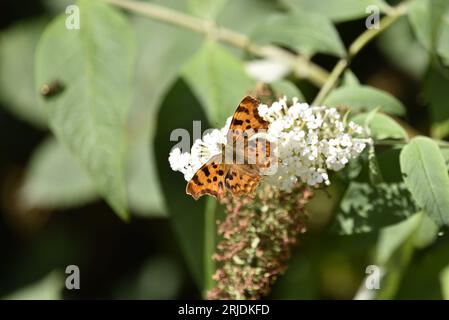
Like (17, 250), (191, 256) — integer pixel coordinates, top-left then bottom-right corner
(186, 96), (271, 201)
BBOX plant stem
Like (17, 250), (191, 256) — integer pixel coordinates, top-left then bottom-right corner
(374, 139), (449, 148)
(312, 59), (348, 106)
(312, 3), (409, 105)
(101, 0), (329, 86)
(374, 139), (408, 147)
(203, 197), (217, 297)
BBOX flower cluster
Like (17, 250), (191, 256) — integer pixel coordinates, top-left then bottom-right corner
(259, 97), (371, 191)
(168, 95), (371, 300)
(208, 183), (311, 300)
(168, 97), (371, 190)
(169, 118), (230, 181)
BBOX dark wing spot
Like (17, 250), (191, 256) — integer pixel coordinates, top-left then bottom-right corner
(238, 106), (250, 114)
(213, 176), (218, 182)
(254, 113), (267, 125)
(245, 119), (251, 123)
(246, 125), (251, 130)
(207, 179), (211, 183)
(218, 170), (224, 176)
(233, 119), (243, 126)
(192, 175), (203, 186)
(202, 167), (210, 177)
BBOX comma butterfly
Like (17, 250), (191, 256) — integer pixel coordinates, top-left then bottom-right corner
(186, 96), (272, 200)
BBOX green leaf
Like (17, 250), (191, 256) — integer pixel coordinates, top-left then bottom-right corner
(183, 40), (255, 124)
(408, 0), (449, 59)
(394, 235), (449, 299)
(334, 148), (420, 235)
(250, 13), (345, 57)
(440, 264), (449, 299)
(187, 0), (227, 19)
(334, 182), (417, 235)
(126, 3), (201, 217)
(374, 212), (438, 300)
(155, 80), (209, 290)
(352, 113), (408, 140)
(270, 80), (305, 101)
(19, 137), (97, 210)
(323, 85), (406, 116)
(35, 0), (135, 220)
(414, 214), (439, 249)
(377, 17), (429, 79)
(0, 18), (48, 127)
(341, 70), (360, 87)
(282, 0), (389, 23)
(376, 212), (438, 299)
(3, 271), (63, 300)
(360, 107), (380, 137)
(217, 0), (281, 35)
(423, 66), (449, 139)
(376, 212), (422, 265)
(436, 10), (449, 65)
(127, 138), (166, 217)
(439, 144), (449, 167)
(373, 212), (423, 299)
(129, 0), (201, 139)
(400, 136), (449, 226)
(408, 0), (433, 51)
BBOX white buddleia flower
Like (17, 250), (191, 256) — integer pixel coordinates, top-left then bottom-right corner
(168, 119), (230, 181)
(169, 97), (371, 191)
(259, 97), (372, 190)
(245, 58), (291, 83)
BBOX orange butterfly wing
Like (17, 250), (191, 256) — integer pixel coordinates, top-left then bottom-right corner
(226, 96), (269, 144)
(186, 96), (272, 200)
(225, 165), (260, 197)
(247, 136), (272, 168)
(186, 155), (230, 200)
(227, 96), (271, 168)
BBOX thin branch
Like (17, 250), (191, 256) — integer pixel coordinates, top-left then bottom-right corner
(101, 0), (329, 86)
(203, 197), (217, 298)
(312, 59), (348, 106)
(374, 139), (449, 148)
(312, 3), (409, 105)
